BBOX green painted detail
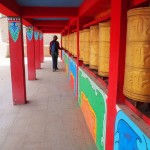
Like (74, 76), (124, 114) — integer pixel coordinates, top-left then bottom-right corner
(78, 68), (107, 150)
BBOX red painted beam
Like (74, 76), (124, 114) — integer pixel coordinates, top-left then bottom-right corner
(41, 29), (62, 31)
(43, 31), (61, 33)
(34, 20), (69, 27)
(21, 7), (78, 18)
(83, 14), (110, 28)
(22, 19), (33, 26)
(39, 27), (64, 30)
(0, 0), (33, 26)
(69, 17), (94, 27)
(0, 0), (20, 16)
(132, 0), (149, 6)
(79, 0), (111, 17)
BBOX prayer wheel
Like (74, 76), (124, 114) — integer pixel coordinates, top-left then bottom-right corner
(69, 34), (72, 54)
(124, 7), (150, 102)
(71, 33), (74, 55)
(64, 35), (66, 50)
(83, 29), (90, 64)
(89, 25), (99, 70)
(73, 32), (77, 57)
(79, 30), (83, 60)
(98, 22), (110, 77)
(66, 35), (69, 51)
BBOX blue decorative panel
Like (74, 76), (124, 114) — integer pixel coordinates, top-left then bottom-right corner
(69, 58), (77, 96)
(26, 27), (33, 41)
(114, 110), (150, 150)
(8, 22), (21, 42)
(34, 31), (39, 41)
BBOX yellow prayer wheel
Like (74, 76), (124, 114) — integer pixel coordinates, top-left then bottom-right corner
(64, 35), (66, 50)
(83, 29), (90, 64)
(79, 30), (83, 60)
(71, 33), (74, 55)
(66, 35), (69, 51)
(98, 22), (110, 77)
(73, 32), (77, 57)
(89, 25), (99, 70)
(69, 34), (72, 54)
(124, 7), (150, 102)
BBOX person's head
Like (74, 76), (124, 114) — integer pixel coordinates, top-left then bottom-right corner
(53, 35), (58, 41)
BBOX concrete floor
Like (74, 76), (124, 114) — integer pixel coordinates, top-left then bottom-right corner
(0, 57), (97, 150)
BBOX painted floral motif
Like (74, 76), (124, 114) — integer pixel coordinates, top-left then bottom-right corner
(8, 22), (21, 42)
(34, 31), (39, 41)
(26, 27), (33, 41)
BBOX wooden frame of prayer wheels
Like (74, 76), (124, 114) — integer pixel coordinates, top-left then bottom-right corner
(123, 7), (150, 103)
(89, 25), (99, 70)
(98, 22), (110, 77)
(83, 29), (90, 65)
(79, 30), (83, 61)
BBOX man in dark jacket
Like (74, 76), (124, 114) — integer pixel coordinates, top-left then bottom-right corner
(49, 35), (61, 71)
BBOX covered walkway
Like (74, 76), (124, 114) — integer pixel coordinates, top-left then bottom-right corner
(0, 58), (97, 150)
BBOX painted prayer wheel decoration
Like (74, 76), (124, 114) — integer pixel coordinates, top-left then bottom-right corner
(83, 29), (90, 64)
(98, 22), (110, 77)
(124, 7), (150, 102)
(79, 30), (83, 60)
(89, 25), (99, 70)
(73, 32), (77, 57)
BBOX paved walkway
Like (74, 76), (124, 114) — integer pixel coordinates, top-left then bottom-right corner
(0, 57), (97, 150)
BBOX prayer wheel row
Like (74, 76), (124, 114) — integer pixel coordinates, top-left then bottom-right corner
(62, 7), (150, 103)
(123, 7), (150, 103)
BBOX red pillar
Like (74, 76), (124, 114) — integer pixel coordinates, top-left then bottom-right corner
(34, 30), (41, 69)
(26, 26), (36, 80)
(8, 17), (26, 105)
(40, 32), (44, 62)
(106, 0), (129, 149)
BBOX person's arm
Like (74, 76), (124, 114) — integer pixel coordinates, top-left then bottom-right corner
(57, 41), (62, 50)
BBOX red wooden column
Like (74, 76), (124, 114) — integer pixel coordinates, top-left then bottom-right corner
(8, 17), (26, 105)
(34, 30), (41, 69)
(40, 32), (44, 63)
(106, 0), (129, 149)
(26, 26), (36, 80)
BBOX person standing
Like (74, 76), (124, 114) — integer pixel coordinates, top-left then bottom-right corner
(49, 35), (61, 71)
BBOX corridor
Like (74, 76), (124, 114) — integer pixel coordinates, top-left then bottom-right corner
(0, 58), (97, 150)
